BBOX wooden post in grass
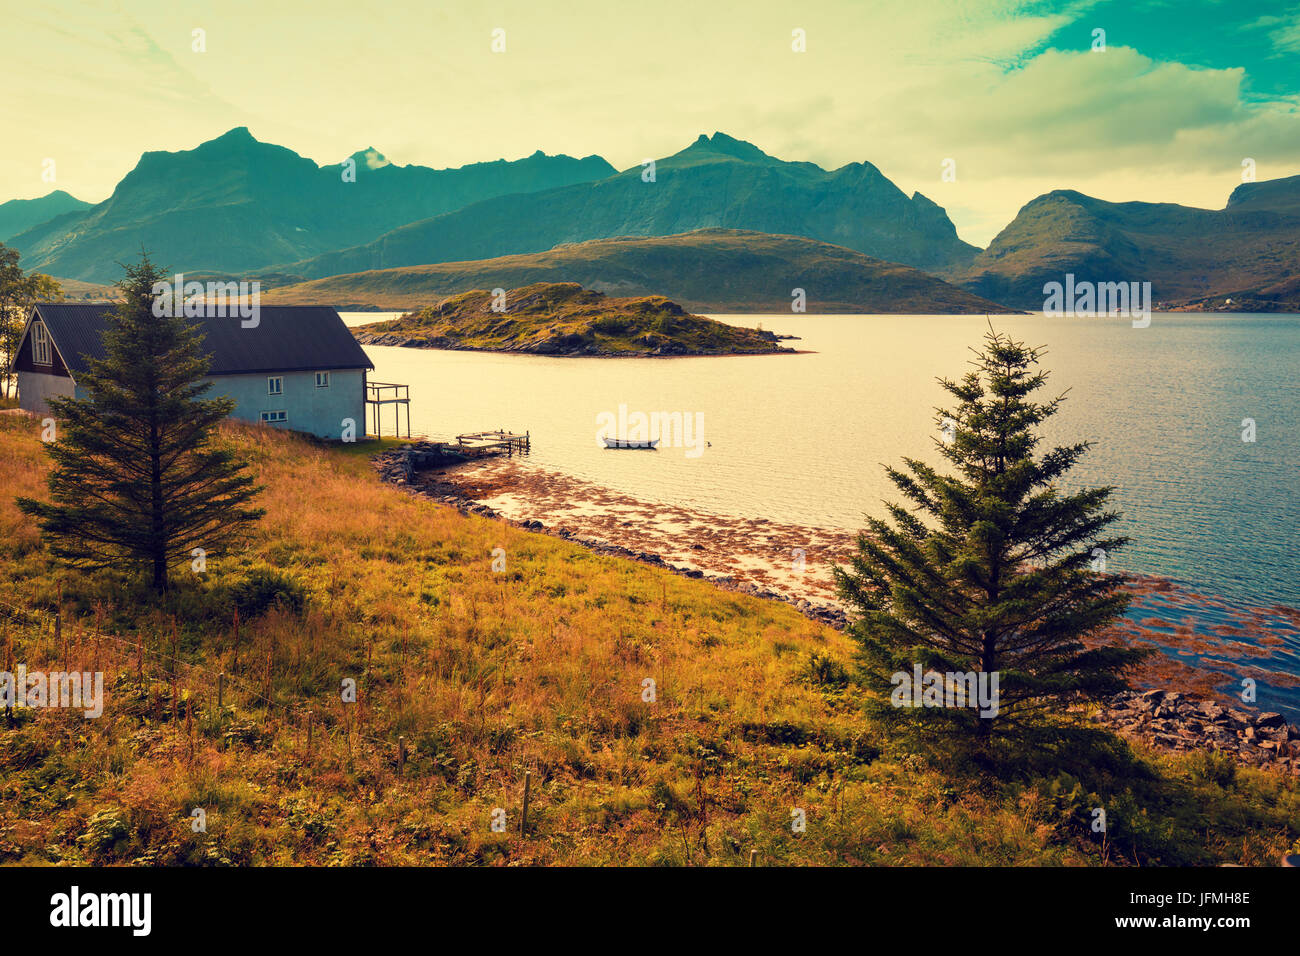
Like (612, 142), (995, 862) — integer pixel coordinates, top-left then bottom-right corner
(398, 736), (407, 772)
(55, 585), (63, 666)
(750, 849), (758, 867)
(520, 771), (532, 836)
(218, 672), (225, 708)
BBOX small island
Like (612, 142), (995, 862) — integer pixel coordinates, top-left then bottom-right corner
(350, 282), (796, 356)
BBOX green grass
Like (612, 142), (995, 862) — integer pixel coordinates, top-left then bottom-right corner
(0, 414), (1296, 866)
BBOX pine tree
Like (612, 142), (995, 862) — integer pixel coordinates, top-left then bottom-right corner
(18, 256), (264, 591)
(833, 326), (1144, 744)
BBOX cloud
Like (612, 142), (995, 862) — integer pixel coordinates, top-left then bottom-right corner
(1244, 6), (1300, 55)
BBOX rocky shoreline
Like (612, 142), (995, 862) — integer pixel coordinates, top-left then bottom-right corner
(372, 444), (1298, 774)
(1091, 690), (1299, 772)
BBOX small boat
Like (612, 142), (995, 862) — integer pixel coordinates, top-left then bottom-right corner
(603, 437), (659, 449)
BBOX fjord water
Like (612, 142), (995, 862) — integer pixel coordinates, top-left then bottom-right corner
(345, 312), (1299, 611)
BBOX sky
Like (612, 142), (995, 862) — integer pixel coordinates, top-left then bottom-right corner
(2, 0), (1299, 246)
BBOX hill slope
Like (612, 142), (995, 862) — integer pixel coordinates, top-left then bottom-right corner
(11, 128), (616, 282)
(283, 133), (979, 279)
(351, 281), (793, 356)
(0, 190), (91, 243)
(1, 417), (1294, 866)
(955, 176), (1300, 309)
(266, 229), (1009, 313)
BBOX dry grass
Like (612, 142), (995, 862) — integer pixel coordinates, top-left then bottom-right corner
(1, 414), (1296, 866)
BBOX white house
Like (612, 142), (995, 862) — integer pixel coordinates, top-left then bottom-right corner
(14, 303), (374, 440)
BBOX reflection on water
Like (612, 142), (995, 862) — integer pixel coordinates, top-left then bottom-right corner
(345, 311), (1299, 611)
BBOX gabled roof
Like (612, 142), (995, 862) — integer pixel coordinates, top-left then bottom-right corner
(28, 304), (374, 378)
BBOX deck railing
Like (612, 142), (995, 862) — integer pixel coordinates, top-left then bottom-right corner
(365, 381), (411, 438)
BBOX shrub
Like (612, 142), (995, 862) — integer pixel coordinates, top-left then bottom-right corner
(225, 565), (308, 618)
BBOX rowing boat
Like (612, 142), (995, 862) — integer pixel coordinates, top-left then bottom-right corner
(600, 437), (660, 447)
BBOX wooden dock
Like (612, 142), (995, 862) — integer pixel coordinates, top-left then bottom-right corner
(454, 429), (531, 458)
(384, 429), (531, 481)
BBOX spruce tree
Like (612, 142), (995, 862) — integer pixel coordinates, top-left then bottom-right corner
(18, 256), (263, 591)
(833, 327), (1143, 744)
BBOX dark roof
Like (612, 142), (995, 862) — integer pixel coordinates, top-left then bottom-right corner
(28, 304), (373, 378)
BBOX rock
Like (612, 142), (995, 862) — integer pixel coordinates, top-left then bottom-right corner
(1255, 712), (1286, 728)
(1198, 702), (1226, 721)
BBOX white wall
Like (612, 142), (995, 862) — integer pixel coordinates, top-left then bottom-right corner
(16, 371), (74, 417)
(209, 369), (366, 439)
(21, 368), (367, 440)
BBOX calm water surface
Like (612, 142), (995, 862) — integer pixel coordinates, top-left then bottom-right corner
(344, 312), (1300, 612)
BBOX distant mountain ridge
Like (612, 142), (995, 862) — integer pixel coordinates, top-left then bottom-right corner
(264, 229), (1012, 313)
(282, 132), (980, 279)
(955, 175), (1300, 309)
(9, 128), (616, 282)
(0, 190), (90, 243)
(10, 128), (1297, 313)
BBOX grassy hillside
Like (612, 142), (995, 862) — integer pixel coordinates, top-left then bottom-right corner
(953, 177), (1300, 309)
(351, 282), (795, 356)
(1, 414), (1297, 865)
(265, 229), (1012, 314)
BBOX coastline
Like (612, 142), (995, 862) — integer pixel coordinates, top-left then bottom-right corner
(373, 449), (1300, 771)
(351, 330), (800, 358)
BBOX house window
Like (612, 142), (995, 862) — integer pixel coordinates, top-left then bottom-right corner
(260, 411), (287, 425)
(32, 322), (52, 366)
(315, 371), (330, 388)
(267, 376), (282, 395)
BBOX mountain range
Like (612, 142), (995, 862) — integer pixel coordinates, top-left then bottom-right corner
(7, 129), (978, 288)
(280, 132), (979, 279)
(955, 177), (1300, 309)
(9, 128), (615, 282)
(4, 128), (1300, 313)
